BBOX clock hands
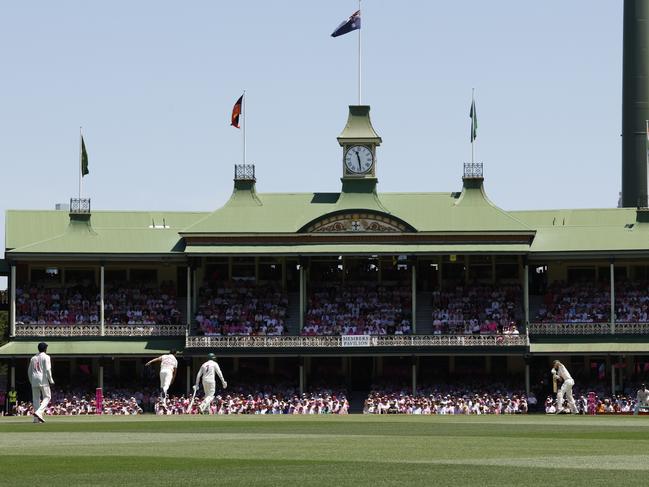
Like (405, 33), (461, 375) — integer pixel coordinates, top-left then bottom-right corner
(355, 150), (362, 171)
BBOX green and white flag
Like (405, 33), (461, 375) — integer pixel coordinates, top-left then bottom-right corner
(470, 98), (477, 142)
(81, 135), (89, 176)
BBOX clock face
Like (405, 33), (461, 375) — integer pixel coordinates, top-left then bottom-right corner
(344, 145), (373, 174)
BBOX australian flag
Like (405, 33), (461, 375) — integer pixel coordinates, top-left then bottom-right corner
(331, 10), (361, 38)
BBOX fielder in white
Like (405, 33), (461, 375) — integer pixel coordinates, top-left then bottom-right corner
(194, 353), (227, 414)
(551, 359), (578, 414)
(146, 349), (178, 401)
(634, 383), (649, 415)
(28, 342), (54, 423)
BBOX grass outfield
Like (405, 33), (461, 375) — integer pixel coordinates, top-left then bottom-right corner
(0, 415), (648, 486)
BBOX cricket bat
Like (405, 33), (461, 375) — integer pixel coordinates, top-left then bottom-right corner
(187, 388), (198, 413)
(552, 376), (558, 393)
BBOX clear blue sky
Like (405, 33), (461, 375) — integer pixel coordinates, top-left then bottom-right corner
(0, 1), (623, 286)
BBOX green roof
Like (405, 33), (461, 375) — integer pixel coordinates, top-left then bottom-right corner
(0, 338), (185, 357)
(6, 210), (206, 255)
(511, 207), (649, 255)
(182, 183), (533, 235)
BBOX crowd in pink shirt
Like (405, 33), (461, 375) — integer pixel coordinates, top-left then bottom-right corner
(431, 284), (521, 335)
(195, 282), (288, 336)
(302, 283), (412, 336)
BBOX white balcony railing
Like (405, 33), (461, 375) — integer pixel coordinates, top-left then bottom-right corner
(528, 322), (649, 335)
(14, 324), (187, 337)
(185, 334), (527, 349)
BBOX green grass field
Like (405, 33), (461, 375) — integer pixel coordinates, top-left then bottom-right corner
(0, 415), (647, 486)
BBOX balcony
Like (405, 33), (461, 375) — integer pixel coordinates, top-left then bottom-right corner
(185, 334), (527, 349)
(528, 322), (649, 335)
(14, 324), (187, 337)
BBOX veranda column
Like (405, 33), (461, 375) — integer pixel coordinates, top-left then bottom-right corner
(610, 261), (616, 334)
(299, 359), (305, 395)
(411, 263), (417, 333)
(100, 264), (105, 336)
(186, 363), (191, 397)
(611, 356), (616, 396)
(186, 266), (191, 326)
(10, 265), (16, 337)
(411, 357), (417, 396)
(98, 364), (104, 390)
(192, 266), (198, 316)
(524, 358), (531, 397)
(299, 265), (305, 331)
(523, 260), (529, 328)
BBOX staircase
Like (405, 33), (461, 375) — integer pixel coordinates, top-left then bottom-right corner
(286, 292), (301, 334)
(415, 291), (433, 334)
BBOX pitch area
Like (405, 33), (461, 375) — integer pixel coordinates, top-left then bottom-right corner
(0, 415), (647, 486)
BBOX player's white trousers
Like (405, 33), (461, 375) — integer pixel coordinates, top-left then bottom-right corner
(32, 385), (51, 416)
(557, 378), (578, 413)
(200, 381), (216, 413)
(160, 368), (173, 395)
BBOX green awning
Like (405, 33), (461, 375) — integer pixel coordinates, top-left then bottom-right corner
(530, 342), (649, 354)
(0, 338), (185, 357)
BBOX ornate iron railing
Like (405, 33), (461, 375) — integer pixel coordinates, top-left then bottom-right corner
(463, 162), (483, 178)
(234, 164), (255, 180)
(69, 198), (91, 213)
(14, 324), (187, 337)
(528, 322), (649, 335)
(185, 334), (527, 348)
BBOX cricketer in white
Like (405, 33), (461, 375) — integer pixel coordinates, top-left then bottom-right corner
(634, 384), (649, 415)
(146, 349), (178, 401)
(28, 342), (54, 423)
(551, 360), (578, 414)
(194, 353), (227, 414)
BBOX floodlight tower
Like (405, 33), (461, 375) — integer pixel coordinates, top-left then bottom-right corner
(622, 0), (649, 207)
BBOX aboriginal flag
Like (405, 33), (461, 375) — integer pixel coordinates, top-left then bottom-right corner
(231, 94), (243, 128)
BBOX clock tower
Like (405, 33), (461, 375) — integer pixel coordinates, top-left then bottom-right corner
(337, 105), (382, 192)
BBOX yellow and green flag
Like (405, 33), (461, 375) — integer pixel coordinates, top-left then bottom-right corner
(81, 135), (89, 176)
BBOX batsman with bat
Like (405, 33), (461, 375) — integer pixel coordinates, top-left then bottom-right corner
(551, 359), (578, 414)
(194, 353), (227, 414)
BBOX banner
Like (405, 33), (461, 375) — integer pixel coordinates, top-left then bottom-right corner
(341, 335), (371, 347)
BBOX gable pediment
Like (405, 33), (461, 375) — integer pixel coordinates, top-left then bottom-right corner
(301, 211), (415, 233)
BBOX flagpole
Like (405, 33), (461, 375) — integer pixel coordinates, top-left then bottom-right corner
(243, 90), (246, 165)
(358, 0), (362, 105)
(79, 127), (83, 199)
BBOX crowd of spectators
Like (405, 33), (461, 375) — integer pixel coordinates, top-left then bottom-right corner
(13, 388), (148, 416)
(155, 386), (348, 414)
(431, 284), (522, 335)
(104, 281), (181, 325)
(15, 281), (181, 326)
(615, 281), (649, 323)
(302, 283), (411, 336)
(194, 282), (288, 336)
(544, 394), (641, 414)
(534, 280), (649, 324)
(535, 281), (610, 323)
(364, 384), (527, 414)
(16, 282), (98, 325)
